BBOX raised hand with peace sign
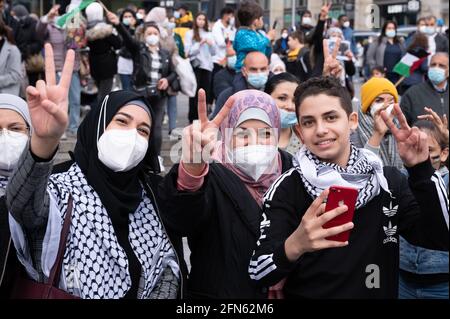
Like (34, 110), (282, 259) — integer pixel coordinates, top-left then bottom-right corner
(319, 2), (332, 21)
(381, 104), (429, 167)
(27, 43), (75, 159)
(323, 38), (343, 78)
(182, 89), (235, 176)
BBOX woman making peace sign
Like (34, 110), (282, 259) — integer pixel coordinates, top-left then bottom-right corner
(7, 44), (183, 299)
(160, 89), (293, 298)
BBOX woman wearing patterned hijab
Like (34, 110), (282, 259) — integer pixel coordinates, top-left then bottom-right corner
(160, 89), (293, 298)
(0, 94), (32, 297)
(6, 44), (183, 299)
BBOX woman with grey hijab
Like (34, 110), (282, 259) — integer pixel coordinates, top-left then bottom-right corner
(0, 93), (32, 298)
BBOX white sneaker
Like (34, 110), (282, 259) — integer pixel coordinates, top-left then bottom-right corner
(61, 132), (67, 140)
(170, 127), (183, 141)
(169, 131), (181, 141)
(158, 156), (166, 173)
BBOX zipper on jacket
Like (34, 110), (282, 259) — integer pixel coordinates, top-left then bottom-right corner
(145, 183), (184, 299)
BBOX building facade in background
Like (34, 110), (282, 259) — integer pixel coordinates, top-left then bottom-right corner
(22, 0), (448, 31)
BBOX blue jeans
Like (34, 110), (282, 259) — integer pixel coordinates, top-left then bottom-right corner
(167, 95), (177, 133)
(57, 72), (81, 134)
(399, 273), (449, 299)
(120, 74), (133, 91)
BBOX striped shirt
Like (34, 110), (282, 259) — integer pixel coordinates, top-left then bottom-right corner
(149, 50), (162, 86)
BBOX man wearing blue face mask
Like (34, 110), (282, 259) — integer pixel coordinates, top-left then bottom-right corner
(401, 52), (449, 126)
(212, 51), (271, 118)
(424, 16), (449, 58)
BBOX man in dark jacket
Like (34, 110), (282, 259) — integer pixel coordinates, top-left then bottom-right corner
(425, 16), (449, 55)
(401, 52), (449, 126)
(212, 51), (270, 117)
(11, 4), (44, 86)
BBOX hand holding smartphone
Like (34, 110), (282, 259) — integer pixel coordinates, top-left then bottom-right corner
(322, 186), (358, 242)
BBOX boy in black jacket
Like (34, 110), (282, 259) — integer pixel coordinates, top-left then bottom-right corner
(249, 77), (449, 298)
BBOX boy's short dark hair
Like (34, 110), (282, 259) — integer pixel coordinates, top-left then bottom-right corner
(221, 7), (235, 17)
(237, 1), (264, 27)
(289, 30), (305, 43)
(294, 77), (353, 118)
(413, 119), (449, 150)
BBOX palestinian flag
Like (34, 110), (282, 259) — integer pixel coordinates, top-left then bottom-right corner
(393, 47), (429, 77)
(56, 0), (96, 28)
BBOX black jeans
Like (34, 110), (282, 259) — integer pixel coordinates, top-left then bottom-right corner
(148, 96), (167, 156)
(189, 67), (212, 123)
(95, 78), (114, 107)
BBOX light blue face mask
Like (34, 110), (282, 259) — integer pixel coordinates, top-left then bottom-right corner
(227, 55), (237, 69)
(247, 72), (268, 89)
(425, 26), (436, 35)
(173, 11), (181, 19)
(279, 109), (297, 128)
(428, 67), (447, 85)
(385, 30), (396, 38)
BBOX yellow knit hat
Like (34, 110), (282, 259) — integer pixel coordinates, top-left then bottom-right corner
(360, 77), (399, 113)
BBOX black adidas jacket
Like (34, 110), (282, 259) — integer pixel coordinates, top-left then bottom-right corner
(249, 160), (449, 298)
(159, 150), (293, 299)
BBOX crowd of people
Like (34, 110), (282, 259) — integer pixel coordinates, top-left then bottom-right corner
(0, 0), (448, 300)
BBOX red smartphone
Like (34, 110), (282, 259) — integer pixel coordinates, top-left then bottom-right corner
(322, 185), (358, 242)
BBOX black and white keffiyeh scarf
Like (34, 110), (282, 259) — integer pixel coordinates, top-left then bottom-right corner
(46, 163), (179, 299)
(294, 144), (391, 208)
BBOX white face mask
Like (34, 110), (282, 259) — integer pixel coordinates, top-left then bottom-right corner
(0, 129), (29, 172)
(146, 34), (159, 46)
(229, 17), (235, 26)
(302, 17), (312, 26)
(97, 129), (148, 172)
(232, 144), (278, 181)
(343, 21), (350, 28)
(136, 13), (144, 20)
(370, 102), (394, 118)
(167, 21), (176, 30)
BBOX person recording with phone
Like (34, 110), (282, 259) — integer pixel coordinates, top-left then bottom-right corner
(249, 77), (449, 298)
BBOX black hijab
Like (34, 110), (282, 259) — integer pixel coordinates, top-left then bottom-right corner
(73, 90), (159, 298)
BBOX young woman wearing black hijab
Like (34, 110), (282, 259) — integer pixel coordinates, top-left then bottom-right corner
(6, 44), (183, 299)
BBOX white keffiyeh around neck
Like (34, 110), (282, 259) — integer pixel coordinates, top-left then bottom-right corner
(294, 144), (391, 208)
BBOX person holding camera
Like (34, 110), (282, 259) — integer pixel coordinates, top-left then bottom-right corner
(107, 11), (177, 169)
